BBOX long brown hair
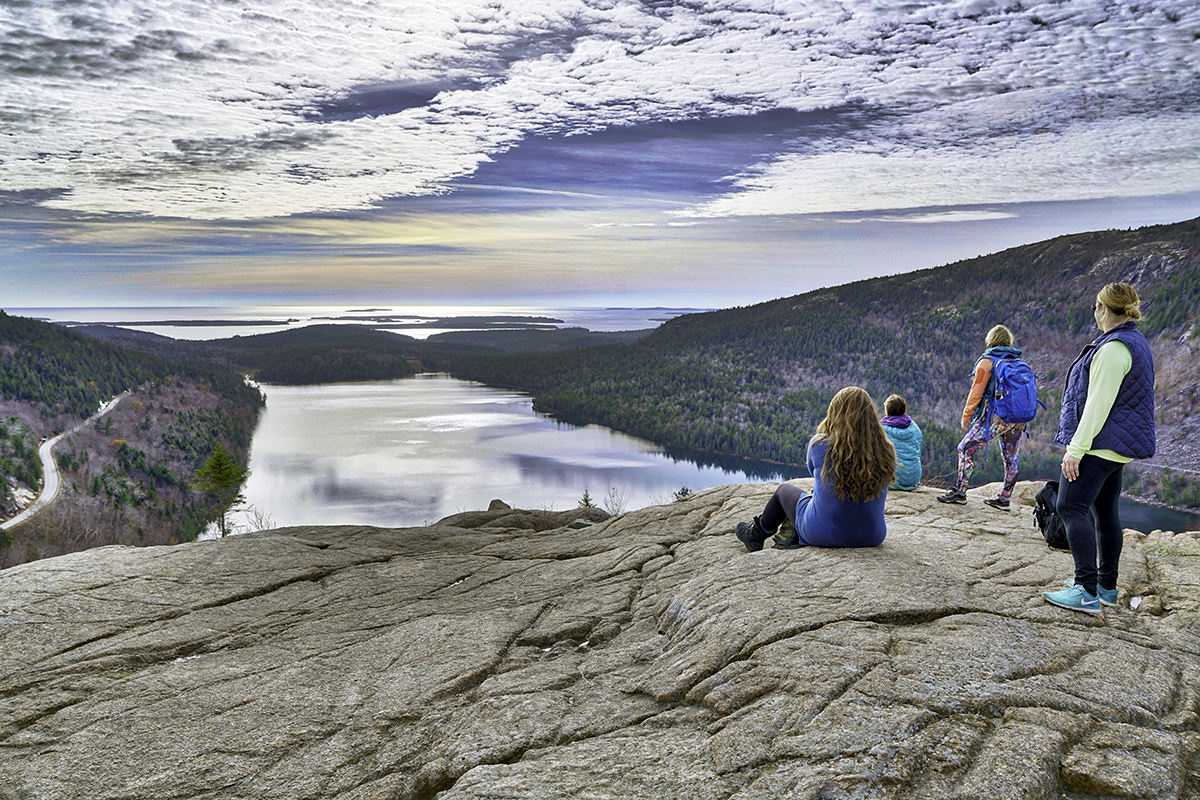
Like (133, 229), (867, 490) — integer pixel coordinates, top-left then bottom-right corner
(814, 386), (897, 501)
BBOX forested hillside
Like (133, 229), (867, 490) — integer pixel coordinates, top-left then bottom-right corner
(200, 325), (428, 383)
(77, 324), (429, 384)
(0, 417), (40, 512)
(0, 312), (258, 424)
(450, 217), (1200, 508)
(0, 312), (169, 420)
(0, 314), (264, 565)
(74, 323), (648, 382)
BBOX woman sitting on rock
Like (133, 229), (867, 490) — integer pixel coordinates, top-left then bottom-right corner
(735, 385), (897, 550)
(881, 393), (922, 491)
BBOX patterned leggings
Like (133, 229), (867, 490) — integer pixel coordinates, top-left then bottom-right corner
(956, 417), (1025, 497)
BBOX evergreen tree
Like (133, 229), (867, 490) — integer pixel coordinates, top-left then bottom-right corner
(578, 488), (595, 509)
(192, 443), (248, 537)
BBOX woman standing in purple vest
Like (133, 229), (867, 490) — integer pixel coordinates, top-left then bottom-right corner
(1043, 283), (1155, 615)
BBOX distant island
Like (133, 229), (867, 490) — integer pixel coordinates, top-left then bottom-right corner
(314, 314), (566, 328)
(55, 314), (573, 331)
(59, 318), (291, 327)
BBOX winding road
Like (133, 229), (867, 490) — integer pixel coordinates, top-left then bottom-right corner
(1, 392), (129, 532)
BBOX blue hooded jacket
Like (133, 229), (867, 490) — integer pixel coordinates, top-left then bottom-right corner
(881, 414), (922, 490)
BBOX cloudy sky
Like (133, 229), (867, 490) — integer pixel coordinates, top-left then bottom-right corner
(2, 0), (1199, 308)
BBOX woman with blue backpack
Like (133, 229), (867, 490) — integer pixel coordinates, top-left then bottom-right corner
(1042, 283), (1155, 615)
(937, 324), (1036, 509)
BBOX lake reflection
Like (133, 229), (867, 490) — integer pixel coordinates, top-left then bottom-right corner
(233, 375), (800, 530)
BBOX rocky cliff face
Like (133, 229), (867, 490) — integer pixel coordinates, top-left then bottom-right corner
(1, 483), (1197, 800)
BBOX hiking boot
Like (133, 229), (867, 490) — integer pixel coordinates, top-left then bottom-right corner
(983, 496), (1010, 510)
(735, 516), (772, 553)
(772, 520), (800, 549)
(1042, 585), (1101, 615)
(1063, 580), (1118, 607)
(936, 488), (967, 504)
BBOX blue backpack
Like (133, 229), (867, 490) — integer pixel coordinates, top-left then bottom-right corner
(986, 353), (1042, 425)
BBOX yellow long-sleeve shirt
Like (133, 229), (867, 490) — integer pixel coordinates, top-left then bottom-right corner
(1066, 340), (1133, 464)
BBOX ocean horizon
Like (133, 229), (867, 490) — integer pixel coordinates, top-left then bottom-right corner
(4, 304), (711, 341)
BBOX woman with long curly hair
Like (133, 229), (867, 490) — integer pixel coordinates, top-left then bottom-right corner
(735, 386), (897, 550)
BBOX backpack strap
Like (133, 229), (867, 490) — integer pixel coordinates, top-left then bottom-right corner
(979, 354), (998, 457)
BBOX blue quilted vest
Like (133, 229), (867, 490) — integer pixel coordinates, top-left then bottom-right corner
(1053, 322), (1155, 458)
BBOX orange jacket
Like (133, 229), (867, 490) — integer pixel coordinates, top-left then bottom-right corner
(961, 358), (993, 429)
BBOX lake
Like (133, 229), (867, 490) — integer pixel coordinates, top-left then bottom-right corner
(224, 374), (1199, 536)
(227, 375), (803, 532)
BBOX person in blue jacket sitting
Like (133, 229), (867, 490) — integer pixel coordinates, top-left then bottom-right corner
(880, 394), (922, 491)
(735, 386), (897, 550)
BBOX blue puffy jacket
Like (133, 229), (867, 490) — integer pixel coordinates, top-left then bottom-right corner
(882, 415), (923, 490)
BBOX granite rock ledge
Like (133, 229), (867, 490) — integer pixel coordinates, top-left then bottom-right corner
(0, 482), (1197, 800)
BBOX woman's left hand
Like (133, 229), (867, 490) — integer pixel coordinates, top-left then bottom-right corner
(1062, 454), (1082, 482)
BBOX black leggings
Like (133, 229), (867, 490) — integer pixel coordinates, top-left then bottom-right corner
(760, 483), (806, 532)
(1057, 455), (1125, 594)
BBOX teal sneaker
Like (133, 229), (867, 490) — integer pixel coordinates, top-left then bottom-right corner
(1043, 585), (1101, 615)
(1062, 581), (1118, 607)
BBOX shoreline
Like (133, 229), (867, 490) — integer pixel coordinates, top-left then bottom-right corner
(1122, 491), (1200, 526)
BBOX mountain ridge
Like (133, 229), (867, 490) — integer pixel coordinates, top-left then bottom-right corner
(448, 216), (1200, 507)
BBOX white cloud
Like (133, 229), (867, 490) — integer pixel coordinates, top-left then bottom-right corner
(837, 211), (1018, 225)
(1, 0), (1198, 219)
(682, 108), (1200, 217)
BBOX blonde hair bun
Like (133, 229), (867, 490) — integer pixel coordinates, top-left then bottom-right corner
(1098, 282), (1142, 321)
